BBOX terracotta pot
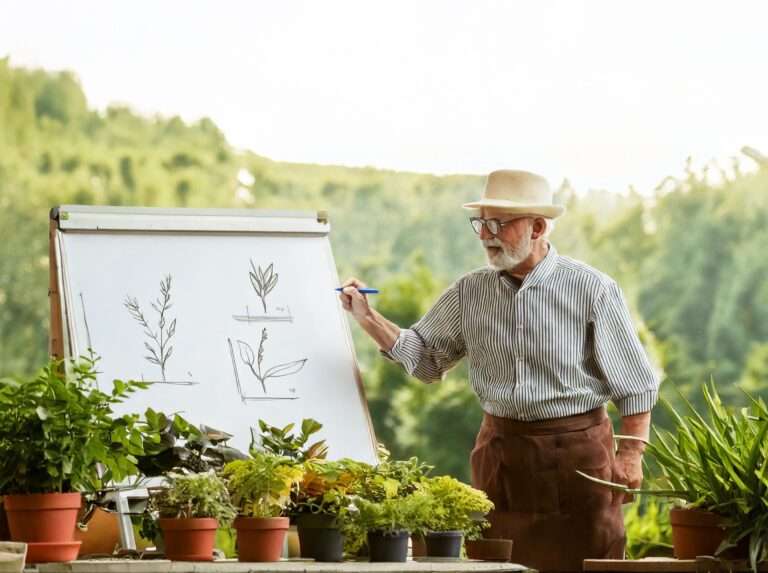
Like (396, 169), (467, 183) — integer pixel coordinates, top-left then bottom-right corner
(26, 542), (81, 564)
(670, 508), (726, 559)
(74, 507), (120, 556)
(4, 493), (82, 545)
(465, 538), (514, 562)
(159, 517), (218, 561)
(411, 533), (427, 557)
(234, 516), (289, 562)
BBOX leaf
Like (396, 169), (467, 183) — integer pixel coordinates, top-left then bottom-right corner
(301, 418), (323, 437)
(36, 406), (49, 420)
(264, 359), (308, 379)
(238, 340), (256, 366)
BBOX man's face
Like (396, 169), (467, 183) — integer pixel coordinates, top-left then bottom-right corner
(478, 208), (535, 271)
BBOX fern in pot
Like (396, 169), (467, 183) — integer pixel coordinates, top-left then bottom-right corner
(222, 452), (304, 562)
(151, 471), (235, 561)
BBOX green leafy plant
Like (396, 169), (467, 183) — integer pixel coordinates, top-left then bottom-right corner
(411, 476), (494, 538)
(578, 382), (768, 570)
(353, 494), (429, 534)
(351, 448), (433, 502)
(149, 471), (236, 523)
(137, 412), (248, 476)
(0, 355), (160, 494)
(624, 497), (673, 559)
(222, 452), (305, 518)
(251, 418), (328, 461)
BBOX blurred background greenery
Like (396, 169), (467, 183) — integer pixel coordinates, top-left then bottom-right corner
(1, 59), (767, 499)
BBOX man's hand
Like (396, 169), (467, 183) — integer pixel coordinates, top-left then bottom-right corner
(338, 277), (373, 322)
(614, 448), (643, 503)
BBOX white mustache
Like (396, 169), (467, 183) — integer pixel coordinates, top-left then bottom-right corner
(483, 239), (503, 248)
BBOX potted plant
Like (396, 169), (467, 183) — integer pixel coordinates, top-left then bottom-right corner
(578, 383), (768, 572)
(149, 471), (235, 561)
(0, 355), (160, 563)
(412, 475), (494, 558)
(222, 452), (304, 562)
(354, 494), (425, 562)
(250, 417), (328, 558)
(291, 458), (363, 562)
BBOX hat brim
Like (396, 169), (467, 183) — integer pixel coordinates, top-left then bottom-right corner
(461, 199), (565, 219)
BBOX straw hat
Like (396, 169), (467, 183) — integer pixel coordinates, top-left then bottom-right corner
(462, 169), (565, 219)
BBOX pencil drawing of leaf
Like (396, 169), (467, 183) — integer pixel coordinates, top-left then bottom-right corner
(124, 273), (176, 382)
(238, 340), (256, 367)
(264, 359), (308, 379)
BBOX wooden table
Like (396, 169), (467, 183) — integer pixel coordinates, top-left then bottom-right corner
(28, 558), (534, 573)
(584, 557), (768, 573)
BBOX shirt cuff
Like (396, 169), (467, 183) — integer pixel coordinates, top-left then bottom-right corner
(614, 389), (658, 417)
(379, 328), (421, 374)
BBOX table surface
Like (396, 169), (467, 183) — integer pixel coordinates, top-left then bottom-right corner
(27, 558), (534, 573)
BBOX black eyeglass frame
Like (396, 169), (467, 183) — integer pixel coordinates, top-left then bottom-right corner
(469, 216), (529, 236)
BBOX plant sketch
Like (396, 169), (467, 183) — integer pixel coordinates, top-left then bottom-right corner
(249, 260), (277, 313)
(124, 274), (195, 385)
(226, 329), (306, 402)
(231, 260), (294, 323)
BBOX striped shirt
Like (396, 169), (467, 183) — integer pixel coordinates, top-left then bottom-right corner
(384, 242), (659, 420)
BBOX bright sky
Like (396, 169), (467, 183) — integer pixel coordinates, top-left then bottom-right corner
(2, 0), (767, 193)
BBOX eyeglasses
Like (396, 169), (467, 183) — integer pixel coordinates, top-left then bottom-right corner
(469, 217), (524, 236)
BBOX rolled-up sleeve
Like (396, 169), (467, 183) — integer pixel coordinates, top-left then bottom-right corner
(592, 281), (659, 416)
(380, 282), (466, 383)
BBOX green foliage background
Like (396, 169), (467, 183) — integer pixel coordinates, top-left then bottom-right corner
(2, 59), (768, 486)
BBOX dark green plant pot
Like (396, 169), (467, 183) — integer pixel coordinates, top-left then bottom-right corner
(425, 530), (463, 558)
(296, 515), (344, 562)
(367, 530), (409, 562)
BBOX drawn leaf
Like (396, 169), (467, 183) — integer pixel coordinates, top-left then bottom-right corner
(265, 273), (279, 295)
(165, 346), (174, 362)
(146, 356), (161, 365)
(167, 318), (177, 337)
(264, 358), (308, 379)
(238, 340), (256, 366)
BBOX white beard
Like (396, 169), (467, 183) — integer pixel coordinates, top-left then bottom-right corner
(483, 234), (533, 272)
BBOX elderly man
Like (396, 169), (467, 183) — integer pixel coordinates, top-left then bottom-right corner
(339, 170), (659, 572)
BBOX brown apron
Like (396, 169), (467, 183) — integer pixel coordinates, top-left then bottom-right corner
(470, 407), (625, 572)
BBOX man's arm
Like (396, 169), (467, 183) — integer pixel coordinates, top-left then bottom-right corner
(339, 277), (466, 382)
(615, 411), (651, 500)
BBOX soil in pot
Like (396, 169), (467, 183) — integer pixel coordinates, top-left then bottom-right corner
(465, 538), (514, 562)
(159, 517), (218, 561)
(367, 530), (409, 562)
(296, 515), (344, 562)
(4, 493), (82, 544)
(425, 530), (463, 558)
(234, 516), (289, 562)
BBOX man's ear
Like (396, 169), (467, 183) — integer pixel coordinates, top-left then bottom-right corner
(531, 217), (547, 240)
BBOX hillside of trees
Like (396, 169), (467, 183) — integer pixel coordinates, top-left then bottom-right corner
(2, 59), (767, 480)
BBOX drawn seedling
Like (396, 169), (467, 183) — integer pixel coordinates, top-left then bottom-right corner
(249, 260), (277, 313)
(227, 328), (306, 401)
(124, 274), (197, 385)
(232, 260), (294, 323)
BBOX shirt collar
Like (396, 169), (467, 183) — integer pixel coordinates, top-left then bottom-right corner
(498, 241), (558, 291)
